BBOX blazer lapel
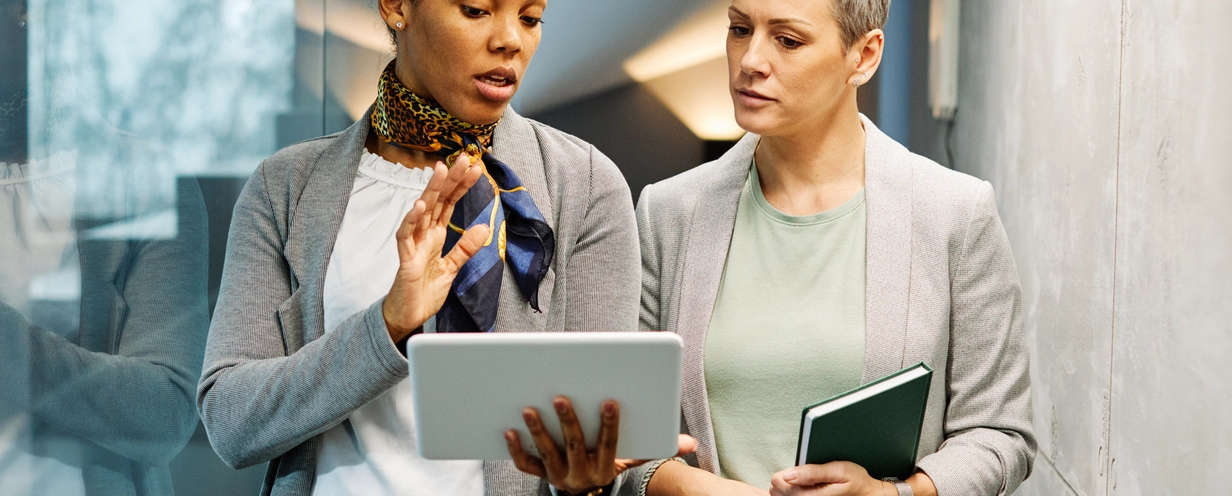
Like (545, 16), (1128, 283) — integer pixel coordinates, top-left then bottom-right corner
(861, 116), (914, 384)
(675, 133), (757, 473)
(285, 109), (370, 343)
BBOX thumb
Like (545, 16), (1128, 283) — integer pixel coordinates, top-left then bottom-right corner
(444, 223), (491, 270)
(782, 462), (848, 487)
(676, 435), (697, 457)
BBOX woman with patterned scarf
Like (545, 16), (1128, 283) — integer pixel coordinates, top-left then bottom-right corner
(197, 1), (689, 495)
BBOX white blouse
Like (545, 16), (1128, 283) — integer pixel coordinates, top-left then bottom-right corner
(314, 150), (483, 495)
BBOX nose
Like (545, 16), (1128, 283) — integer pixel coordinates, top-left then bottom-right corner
(489, 15), (524, 54)
(740, 36), (771, 78)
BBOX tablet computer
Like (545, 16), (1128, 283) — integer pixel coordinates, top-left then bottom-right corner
(408, 332), (683, 461)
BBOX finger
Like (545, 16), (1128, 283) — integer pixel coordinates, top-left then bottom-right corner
(443, 223), (491, 271)
(594, 400), (619, 475)
(395, 201), (427, 264)
(505, 430), (548, 478)
(551, 396), (591, 476)
(676, 434), (697, 457)
(431, 152), (475, 223)
(617, 432), (695, 471)
(437, 162), (484, 226)
(523, 407), (567, 477)
(415, 162), (449, 235)
(769, 472), (794, 495)
(784, 462), (849, 486)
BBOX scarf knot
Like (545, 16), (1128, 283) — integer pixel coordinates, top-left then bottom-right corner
(371, 61), (555, 332)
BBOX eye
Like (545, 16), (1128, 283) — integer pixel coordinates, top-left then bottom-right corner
(461, 5), (487, 18)
(521, 16), (543, 27)
(777, 36), (804, 49)
(728, 25), (751, 38)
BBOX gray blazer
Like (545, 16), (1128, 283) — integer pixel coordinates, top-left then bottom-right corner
(197, 108), (640, 496)
(631, 117), (1036, 495)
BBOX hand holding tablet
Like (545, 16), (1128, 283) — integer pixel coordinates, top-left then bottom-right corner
(506, 395), (697, 495)
(407, 332), (692, 493)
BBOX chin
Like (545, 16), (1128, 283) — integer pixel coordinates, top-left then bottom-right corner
(734, 110), (784, 137)
(443, 96), (508, 127)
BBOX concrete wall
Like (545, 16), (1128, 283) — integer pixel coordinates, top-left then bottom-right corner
(952, 1), (1232, 494)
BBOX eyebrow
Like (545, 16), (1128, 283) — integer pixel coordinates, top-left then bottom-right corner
(728, 6), (814, 27)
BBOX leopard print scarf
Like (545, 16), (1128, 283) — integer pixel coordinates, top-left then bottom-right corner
(370, 61), (498, 166)
(367, 60), (556, 334)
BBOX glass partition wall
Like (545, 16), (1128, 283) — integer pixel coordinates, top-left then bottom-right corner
(0, 0), (368, 493)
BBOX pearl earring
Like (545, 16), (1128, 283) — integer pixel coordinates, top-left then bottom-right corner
(395, 21), (404, 29)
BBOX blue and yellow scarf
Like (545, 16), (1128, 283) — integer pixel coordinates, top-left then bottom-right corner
(371, 61), (555, 333)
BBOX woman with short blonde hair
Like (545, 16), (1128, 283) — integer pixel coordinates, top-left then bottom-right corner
(628, 0), (1036, 494)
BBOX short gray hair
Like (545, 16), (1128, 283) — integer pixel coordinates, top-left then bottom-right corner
(832, 0), (891, 49)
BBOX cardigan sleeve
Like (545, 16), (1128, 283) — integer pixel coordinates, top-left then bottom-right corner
(915, 181), (1037, 495)
(196, 162), (409, 469)
(561, 146), (639, 332)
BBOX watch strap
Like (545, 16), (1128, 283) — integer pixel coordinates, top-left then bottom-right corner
(552, 481), (615, 496)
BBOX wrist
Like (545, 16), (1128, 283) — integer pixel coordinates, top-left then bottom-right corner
(553, 481), (615, 496)
(381, 302), (421, 342)
(880, 479), (913, 496)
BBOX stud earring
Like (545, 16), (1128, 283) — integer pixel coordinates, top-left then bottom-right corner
(395, 21), (404, 29)
(853, 72), (871, 88)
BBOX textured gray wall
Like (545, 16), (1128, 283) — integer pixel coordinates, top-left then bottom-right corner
(951, 1), (1232, 494)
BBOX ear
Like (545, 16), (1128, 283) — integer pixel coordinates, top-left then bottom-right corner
(378, 0), (411, 32)
(849, 28), (886, 87)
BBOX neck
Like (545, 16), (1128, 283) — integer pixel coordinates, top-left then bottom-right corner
(753, 103), (867, 216)
(365, 132), (441, 171)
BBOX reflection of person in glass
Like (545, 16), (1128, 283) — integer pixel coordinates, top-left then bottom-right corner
(198, 1), (684, 495)
(628, 1), (1035, 496)
(1, 2), (211, 494)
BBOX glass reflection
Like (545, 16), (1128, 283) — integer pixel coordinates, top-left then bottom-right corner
(1, 0), (297, 494)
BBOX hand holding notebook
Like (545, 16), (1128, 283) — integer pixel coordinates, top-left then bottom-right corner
(794, 363), (933, 481)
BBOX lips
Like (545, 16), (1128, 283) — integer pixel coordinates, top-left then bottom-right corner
(736, 88), (775, 106)
(475, 68), (519, 102)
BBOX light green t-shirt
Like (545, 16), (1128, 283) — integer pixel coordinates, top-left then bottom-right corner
(704, 162), (867, 489)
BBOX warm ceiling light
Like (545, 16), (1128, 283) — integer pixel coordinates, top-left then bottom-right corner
(624, 0), (743, 140)
(642, 58), (745, 141)
(623, 0), (730, 83)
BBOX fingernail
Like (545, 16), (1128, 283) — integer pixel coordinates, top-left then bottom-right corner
(504, 431), (515, 442)
(523, 410), (535, 423)
(603, 402), (616, 417)
(554, 399), (567, 413)
(783, 470), (798, 482)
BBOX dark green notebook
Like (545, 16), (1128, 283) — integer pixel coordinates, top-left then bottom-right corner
(794, 363), (933, 481)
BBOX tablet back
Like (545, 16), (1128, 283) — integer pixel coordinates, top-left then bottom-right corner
(408, 332), (683, 461)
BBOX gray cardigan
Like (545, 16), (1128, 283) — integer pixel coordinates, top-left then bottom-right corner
(197, 108), (640, 496)
(629, 117), (1036, 495)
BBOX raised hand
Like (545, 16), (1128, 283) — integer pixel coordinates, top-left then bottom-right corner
(382, 152), (488, 342)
